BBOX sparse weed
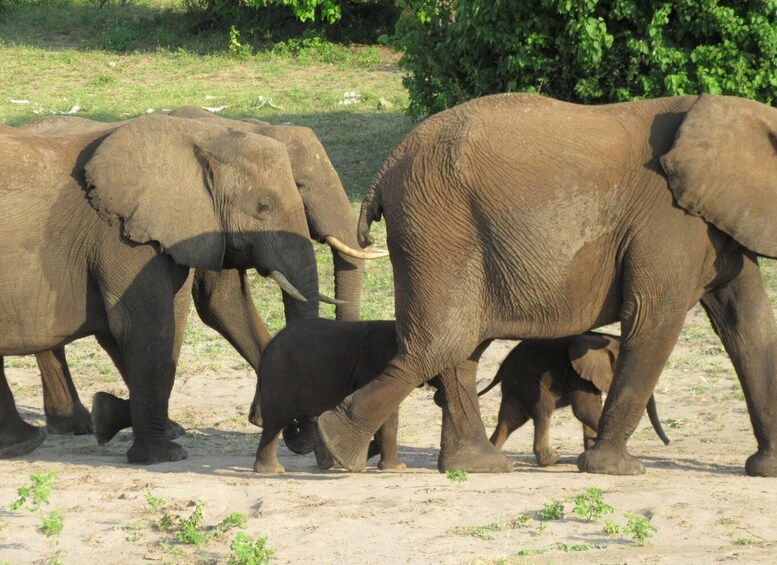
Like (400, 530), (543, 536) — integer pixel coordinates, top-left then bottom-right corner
(539, 500), (565, 520)
(448, 513), (531, 540)
(145, 492), (166, 511)
(555, 542), (590, 552)
(39, 510), (63, 537)
(228, 531), (275, 565)
(11, 471), (57, 511)
(623, 513), (657, 546)
(735, 537), (756, 545)
(571, 487), (613, 522)
(176, 501), (208, 545)
(603, 520), (621, 534)
(446, 469), (469, 484)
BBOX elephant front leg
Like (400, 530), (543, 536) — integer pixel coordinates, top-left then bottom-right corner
(375, 410), (406, 471)
(578, 292), (686, 475)
(37, 348), (92, 435)
(0, 357), (47, 457)
(437, 347), (512, 473)
(701, 254), (777, 477)
(532, 415), (559, 467)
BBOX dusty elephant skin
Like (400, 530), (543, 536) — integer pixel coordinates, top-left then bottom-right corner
(252, 318), (406, 473)
(317, 93), (777, 477)
(479, 332), (670, 466)
(18, 108), (382, 439)
(0, 115), (320, 463)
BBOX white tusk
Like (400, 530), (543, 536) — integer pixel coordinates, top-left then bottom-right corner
(325, 235), (389, 259)
(269, 271), (307, 302)
(320, 293), (347, 305)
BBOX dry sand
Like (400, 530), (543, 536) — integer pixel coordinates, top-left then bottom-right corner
(1, 306), (776, 564)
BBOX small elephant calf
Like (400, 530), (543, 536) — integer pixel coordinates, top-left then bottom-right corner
(480, 332), (670, 467)
(252, 318), (405, 473)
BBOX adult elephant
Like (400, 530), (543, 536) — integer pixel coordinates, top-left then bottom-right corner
(18, 110), (384, 435)
(317, 93), (777, 477)
(0, 114), (320, 463)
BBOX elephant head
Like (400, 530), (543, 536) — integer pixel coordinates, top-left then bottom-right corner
(660, 94), (777, 257)
(84, 114), (319, 321)
(168, 106), (388, 320)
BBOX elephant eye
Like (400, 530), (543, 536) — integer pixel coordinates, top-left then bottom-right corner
(256, 197), (273, 217)
(296, 181), (310, 194)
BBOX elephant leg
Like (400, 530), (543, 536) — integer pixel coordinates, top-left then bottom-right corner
(90, 335), (185, 445)
(0, 357), (47, 457)
(532, 413), (559, 467)
(375, 409), (406, 471)
(570, 390), (603, 450)
(578, 279), (686, 475)
(700, 254), (777, 477)
(489, 393), (530, 450)
(253, 425), (285, 474)
(437, 343), (512, 473)
(37, 348), (92, 435)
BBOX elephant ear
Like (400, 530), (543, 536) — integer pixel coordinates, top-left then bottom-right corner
(568, 333), (620, 393)
(660, 94), (777, 258)
(85, 115), (225, 270)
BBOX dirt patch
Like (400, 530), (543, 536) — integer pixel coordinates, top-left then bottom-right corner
(1, 306), (776, 563)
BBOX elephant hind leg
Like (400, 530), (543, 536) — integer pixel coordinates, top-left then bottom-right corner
(375, 410), (406, 471)
(489, 393), (530, 450)
(37, 348), (92, 436)
(0, 357), (47, 457)
(253, 425), (285, 474)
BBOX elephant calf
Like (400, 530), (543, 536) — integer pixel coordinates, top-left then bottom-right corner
(479, 332), (670, 466)
(252, 319), (406, 473)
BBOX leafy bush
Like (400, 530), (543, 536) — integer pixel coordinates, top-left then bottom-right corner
(397, 0), (777, 116)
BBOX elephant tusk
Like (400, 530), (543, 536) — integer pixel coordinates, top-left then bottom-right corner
(320, 293), (347, 305)
(269, 271), (307, 303)
(325, 235), (389, 259)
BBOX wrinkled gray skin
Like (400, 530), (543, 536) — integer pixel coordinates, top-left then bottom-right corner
(478, 333), (670, 466)
(252, 319), (406, 473)
(0, 115), (319, 463)
(317, 93), (777, 477)
(19, 108), (371, 438)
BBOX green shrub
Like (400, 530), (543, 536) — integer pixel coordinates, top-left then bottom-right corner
(228, 532), (275, 565)
(397, 0), (777, 117)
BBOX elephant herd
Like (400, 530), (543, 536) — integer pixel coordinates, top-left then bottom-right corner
(2, 93), (777, 478)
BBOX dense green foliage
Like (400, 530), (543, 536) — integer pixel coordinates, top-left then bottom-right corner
(397, 0), (777, 116)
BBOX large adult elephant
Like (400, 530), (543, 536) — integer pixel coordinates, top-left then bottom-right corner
(0, 114), (320, 463)
(18, 110), (383, 436)
(317, 93), (777, 477)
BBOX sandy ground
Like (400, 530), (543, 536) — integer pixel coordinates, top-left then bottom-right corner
(2, 306), (777, 564)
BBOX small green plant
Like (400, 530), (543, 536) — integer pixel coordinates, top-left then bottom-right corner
(623, 513), (657, 546)
(228, 532), (275, 565)
(229, 26), (252, 58)
(571, 487), (613, 522)
(145, 492), (166, 511)
(177, 501), (208, 545)
(10, 471), (57, 511)
(539, 500), (565, 520)
(445, 469), (469, 484)
(735, 537), (756, 545)
(39, 510), (64, 537)
(215, 512), (249, 539)
(603, 520), (621, 534)
(555, 542), (590, 552)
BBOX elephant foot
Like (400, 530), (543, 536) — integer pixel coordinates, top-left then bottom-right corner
(313, 429), (335, 470)
(165, 419), (185, 441)
(282, 418), (317, 455)
(92, 392), (131, 445)
(253, 458), (285, 474)
(46, 405), (93, 436)
(535, 448), (560, 467)
(577, 442), (645, 475)
(0, 423), (47, 458)
(745, 450), (777, 477)
(127, 439), (187, 465)
(438, 440), (512, 473)
(377, 457), (407, 471)
(317, 409), (370, 472)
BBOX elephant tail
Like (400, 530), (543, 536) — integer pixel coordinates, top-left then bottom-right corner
(646, 394), (671, 445)
(357, 181), (383, 248)
(477, 374), (502, 397)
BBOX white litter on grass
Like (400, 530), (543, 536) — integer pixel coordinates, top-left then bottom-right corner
(146, 108), (155, 113)
(255, 96), (283, 110)
(339, 91), (363, 106)
(202, 105), (228, 112)
(10, 99), (30, 104)
(60, 105), (81, 115)
(204, 95), (222, 100)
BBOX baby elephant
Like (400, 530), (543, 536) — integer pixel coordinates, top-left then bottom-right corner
(480, 332), (670, 467)
(253, 319), (405, 473)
